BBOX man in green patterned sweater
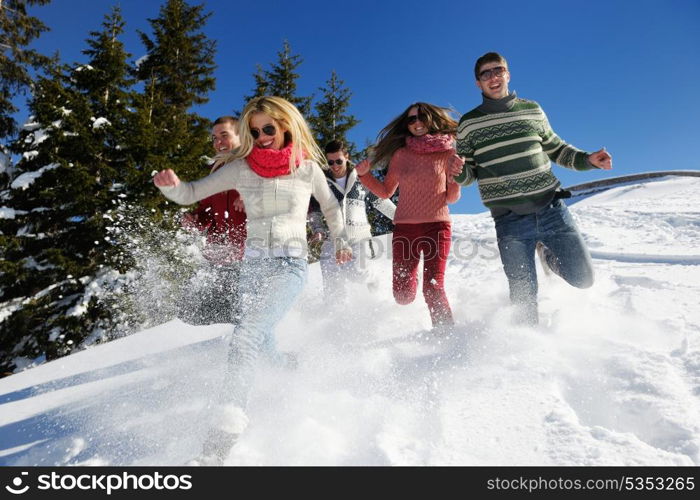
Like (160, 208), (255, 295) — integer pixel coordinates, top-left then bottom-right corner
(454, 52), (612, 326)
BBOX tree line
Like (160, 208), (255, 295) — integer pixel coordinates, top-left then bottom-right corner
(0, 0), (363, 374)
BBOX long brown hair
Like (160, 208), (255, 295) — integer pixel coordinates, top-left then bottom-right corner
(371, 102), (458, 167)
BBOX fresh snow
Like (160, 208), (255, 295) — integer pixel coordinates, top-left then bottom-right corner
(91, 117), (111, 130)
(10, 164), (60, 191)
(22, 120), (41, 132)
(0, 175), (698, 466)
(0, 207), (27, 220)
(26, 128), (50, 148)
(134, 54), (149, 68)
(0, 149), (10, 174)
(22, 257), (54, 272)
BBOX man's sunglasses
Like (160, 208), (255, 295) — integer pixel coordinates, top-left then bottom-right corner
(250, 124), (276, 139)
(327, 159), (345, 166)
(406, 114), (427, 125)
(478, 66), (507, 81)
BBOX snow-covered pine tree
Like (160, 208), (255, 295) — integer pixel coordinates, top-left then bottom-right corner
(0, 64), (108, 371)
(309, 70), (359, 156)
(0, 6), (138, 373)
(131, 0), (215, 212)
(0, 0), (52, 187)
(112, 0), (221, 340)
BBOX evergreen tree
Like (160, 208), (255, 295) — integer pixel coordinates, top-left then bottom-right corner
(73, 5), (134, 196)
(242, 64), (269, 104)
(130, 0), (216, 211)
(309, 70), (359, 155)
(0, 7), (137, 373)
(0, 64), (108, 371)
(264, 40), (312, 117)
(0, 0), (52, 140)
(76, 6), (132, 119)
(241, 41), (311, 117)
(0, 0), (53, 186)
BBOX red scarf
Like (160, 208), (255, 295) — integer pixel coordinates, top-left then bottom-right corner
(405, 134), (454, 154)
(246, 143), (302, 178)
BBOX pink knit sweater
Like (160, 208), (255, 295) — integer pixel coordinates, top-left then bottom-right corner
(360, 147), (461, 224)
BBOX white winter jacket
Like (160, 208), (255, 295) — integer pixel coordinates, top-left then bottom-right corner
(309, 167), (396, 245)
(159, 159), (349, 259)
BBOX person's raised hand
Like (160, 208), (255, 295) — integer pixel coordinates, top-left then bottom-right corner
(153, 169), (180, 188)
(588, 148), (612, 170)
(355, 159), (371, 177)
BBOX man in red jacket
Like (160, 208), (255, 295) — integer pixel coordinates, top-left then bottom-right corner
(180, 116), (247, 325)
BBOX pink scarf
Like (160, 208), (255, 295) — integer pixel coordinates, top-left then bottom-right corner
(246, 143), (302, 178)
(405, 134), (454, 154)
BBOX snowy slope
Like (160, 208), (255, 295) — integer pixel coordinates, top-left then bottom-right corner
(1, 175), (699, 466)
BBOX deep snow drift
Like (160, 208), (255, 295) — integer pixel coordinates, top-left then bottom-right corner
(1, 175), (699, 466)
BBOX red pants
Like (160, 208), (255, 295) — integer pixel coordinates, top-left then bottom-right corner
(392, 221), (453, 327)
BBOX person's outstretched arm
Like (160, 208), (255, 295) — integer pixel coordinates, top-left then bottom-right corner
(153, 161), (240, 205)
(355, 158), (399, 199)
(540, 109), (612, 171)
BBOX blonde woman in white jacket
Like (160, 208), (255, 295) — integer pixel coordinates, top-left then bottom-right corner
(153, 96), (351, 464)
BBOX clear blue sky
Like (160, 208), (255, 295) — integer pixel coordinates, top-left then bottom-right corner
(20, 0), (700, 213)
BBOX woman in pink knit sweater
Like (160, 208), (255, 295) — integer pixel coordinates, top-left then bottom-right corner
(356, 102), (464, 330)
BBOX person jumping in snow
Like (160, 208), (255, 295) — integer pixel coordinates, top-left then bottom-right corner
(153, 96), (351, 464)
(454, 52), (613, 326)
(355, 102), (464, 332)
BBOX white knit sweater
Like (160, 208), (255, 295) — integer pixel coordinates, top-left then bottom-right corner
(159, 158), (349, 259)
(309, 168), (396, 245)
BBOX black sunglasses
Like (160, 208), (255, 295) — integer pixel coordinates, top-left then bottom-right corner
(406, 113), (426, 125)
(478, 66), (507, 81)
(327, 159), (345, 166)
(250, 124), (276, 139)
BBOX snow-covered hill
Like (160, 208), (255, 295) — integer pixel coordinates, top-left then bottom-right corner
(1, 175), (699, 466)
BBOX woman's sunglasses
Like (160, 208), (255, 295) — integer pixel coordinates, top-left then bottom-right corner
(406, 113), (427, 125)
(250, 124), (276, 139)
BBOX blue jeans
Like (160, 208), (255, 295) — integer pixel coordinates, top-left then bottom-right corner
(494, 199), (594, 325)
(222, 257), (307, 409)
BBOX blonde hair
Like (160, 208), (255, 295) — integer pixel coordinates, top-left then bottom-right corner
(218, 96), (324, 173)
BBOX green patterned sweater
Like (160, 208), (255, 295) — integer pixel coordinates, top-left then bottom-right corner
(455, 93), (596, 214)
